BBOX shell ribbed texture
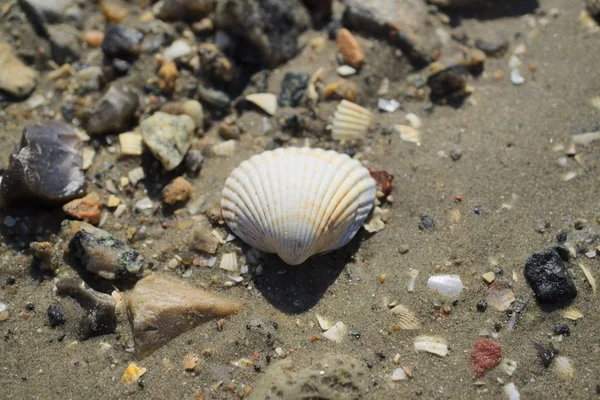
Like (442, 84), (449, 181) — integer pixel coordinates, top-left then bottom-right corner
(221, 147), (376, 265)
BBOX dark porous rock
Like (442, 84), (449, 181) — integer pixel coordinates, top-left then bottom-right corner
(524, 248), (577, 305)
(47, 304), (66, 327)
(0, 122), (85, 207)
(554, 323), (570, 336)
(250, 353), (368, 400)
(101, 24), (143, 60)
(301, 0), (333, 25)
(47, 24), (82, 64)
(215, 0), (310, 67)
(245, 319), (277, 349)
(278, 72), (310, 107)
(556, 230), (568, 243)
(153, 0), (213, 22)
(56, 278), (116, 339)
(69, 222), (144, 280)
(418, 213), (436, 231)
(85, 82), (139, 135)
(427, 65), (470, 103)
(127, 274), (242, 359)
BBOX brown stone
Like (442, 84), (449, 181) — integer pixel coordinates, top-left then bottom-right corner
(162, 177), (193, 205)
(101, 1), (129, 23)
(83, 30), (105, 48)
(62, 192), (103, 225)
(158, 61), (179, 93)
(189, 227), (219, 254)
(127, 274), (242, 358)
(336, 28), (365, 69)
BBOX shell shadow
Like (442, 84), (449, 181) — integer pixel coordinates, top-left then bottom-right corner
(251, 232), (364, 314)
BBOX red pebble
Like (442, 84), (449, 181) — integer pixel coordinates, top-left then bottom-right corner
(368, 168), (394, 196)
(455, 194), (463, 202)
(471, 339), (501, 378)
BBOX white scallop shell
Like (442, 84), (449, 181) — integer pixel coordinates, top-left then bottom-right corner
(332, 100), (373, 141)
(220, 147), (376, 265)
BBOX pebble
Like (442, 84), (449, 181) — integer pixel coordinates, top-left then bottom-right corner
(378, 99), (401, 113)
(524, 248), (577, 305)
(101, 24), (143, 60)
(141, 112), (195, 171)
(55, 278), (117, 339)
(278, 72), (310, 107)
(47, 304), (67, 327)
(83, 30), (105, 48)
(68, 222), (144, 280)
(1, 122), (85, 207)
(0, 41), (39, 98)
(158, 61), (179, 93)
(418, 213), (436, 231)
(162, 177), (193, 205)
(510, 68), (525, 85)
(471, 339), (502, 378)
(62, 192), (103, 225)
(337, 65), (357, 77)
(336, 28), (365, 69)
(192, 18), (214, 34)
(122, 363), (146, 384)
(86, 82), (139, 135)
(18, 0), (75, 35)
(127, 274), (242, 358)
(554, 323), (570, 336)
(153, 0), (213, 21)
(101, 1), (129, 23)
(533, 342), (555, 368)
(197, 85), (230, 109)
(47, 24), (82, 64)
(427, 65), (469, 102)
(164, 39), (193, 61)
(450, 147), (463, 161)
(198, 43), (234, 82)
(189, 227), (219, 254)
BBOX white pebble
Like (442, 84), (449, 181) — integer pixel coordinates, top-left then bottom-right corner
(164, 40), (192, 60)
(378, 99), (401, 113)
(337, 65), (357, 77)
(510, 69), (525, 85)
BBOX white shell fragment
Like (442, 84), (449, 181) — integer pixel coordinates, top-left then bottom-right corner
(504, 383), (520, 400)
(500, 359), (518, 376)
(322, 321), (348, 343)
(414, 336), (448, 357)
(572, 131), (600, 146)
(221, 147), (376, 265)
(407, 269), (419, 292)
(245, 93), (277, 116)
(331, 100), (373, 140)
(363, 206), (389, 233)
(389, 305), (420, 330)
(337, 65), (357, 77)
(391, 368), (408, 381)
(212, 140), (236, 157)
(510, 68), (525, 85)
(82, 147), (95, 170)
(119, 132), (144, 156)
(315, 313), (332, 331)
(552, 356), (575, 380)
(562, 307), (583, 320)
(219, 253), (239, 272)
(427, 275), (464, 297)
(396, 125), (422, 144)
(378, 99), (401, 113)
(579, 263), (597, 295)
(405, 113), (422, 129)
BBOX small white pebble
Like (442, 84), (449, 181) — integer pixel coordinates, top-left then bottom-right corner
(510, 69), (525, 85)
(337, 65), (357, 77)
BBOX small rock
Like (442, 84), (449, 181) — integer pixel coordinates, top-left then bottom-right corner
(301, 0), (332, 25)
(69, 222), (144, 280)
(368, 168), (394, 197)
(158, 61), (179, 93)
(198, 43), (234, 82)
(83, 30), (105, 48)
(337, 65), (357, 77)
(0, 41), (39, 98)
(31, 241), (60, 271)
(56, 278), (116, 339)
(47, 24), (82, 64)
(63, 192), (103, 225)
(279, 72), (310, 107)
(554, 323), (570, 336)
(418, 213), (436, 231)
(475, 38), (509, 57)
(164, 39), (193, 61)
(0, 122), (85, 207)
(476, 300), (488, 312)
(47, 304), (66, 327)
(250, 353), (368, 400)
(510, 68), (525, 85)
(183, 353), (200, 371)
(185, 149), (204, 175)
(141, 112), (195, 171)
(218, 122), (241, 140)
(192, 18), (214, 34)
(471, 339), (502, 378)
(378, 99), (401, 113)
(162, 177), (193, 205)
(189, 227), (219, 254)
(246, 319), (277, 349)
(450, 147), (463, 161)
(427, 65), (469, 103)
(556, 230), (568, 243)
(533, 342), (555, 368)
(161, 99), (205, 131)
(122, 363), (146, 384)
(18, 0), (75, 35)
(75, 66), (103, 95)
(127, 274), (242, 358)
(154, 0), (213, 22)
(524, 248), (577, 305)
(101, 24), (143, 60)
(197, 85), (230, 110)
(101, 1), (129, 23)
(86, 82), (139, 135)
(336, 28), (365, 69)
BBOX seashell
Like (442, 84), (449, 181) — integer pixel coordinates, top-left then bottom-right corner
(579, 263), (597, 295)
(331, 100), (373, 141)
(414, 335), (448, 357)
(427, 274), (463, 297)
(322, 321), (347, 343)
(396, 125), (422, 144)
(245, 93), (277, 116)
(552, 356), (575, 380)
(221, 147), (376, 265)
(119, 132), (143, 156)
(500, 359), (518, 376)
(503, 383), (520, 400)
(562, 307), (583, 320)
(485, 280), (515, 312)
(219, 252), (239, 272)
(212, 140), (236, 157)
(389, 304), (420, 330)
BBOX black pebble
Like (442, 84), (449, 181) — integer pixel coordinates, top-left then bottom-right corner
(533, 342), (555, 368)
(524, 248), (577, 304)
(418, 213), (436, 231)
(101, 25), (143, 60)
(554, 324), (570, 336)
(278, 72), (309, 107)
(556, 230), (568, 243)
(47, 304), (66, 327)
(476, 300), (488, 312)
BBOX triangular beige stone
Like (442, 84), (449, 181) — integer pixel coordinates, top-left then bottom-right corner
(127, 274), (242, 358)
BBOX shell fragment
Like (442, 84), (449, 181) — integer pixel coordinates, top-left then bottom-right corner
(331, 100), (373, 140)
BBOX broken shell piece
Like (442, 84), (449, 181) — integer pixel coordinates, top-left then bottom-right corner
(485, 280), (515, 312)
(221, 147), (375, 265)
(122, 363), (146, 384)
(551, 356), (575, 380)
(316, 313), (332, 331)
(405, 113), (422, 129)
(246, 93), (277, 116)
(119, 132), (144, 156)
(578, 263), (597, 295)
(572, 131), (600, 146)
(82, 147), (95, 170)
(322, 321), (347, 343)
(219, 252), (238, 272)
(363, 206), (389, 233)
(337, 65), (357, 77)
(500, 359), (518, 376)
(504, 383), (520, 400)
(562, 307), (583, 320)
(126, 274), (242, 358)
(331, 100), (373, 141)
(128, 167), (145, 185)
(396, 125), (422, 144)
(389, 305), (420, 330)
(427, 275), (463, 297)
(407, 269), (419, 292)
(211, 140), (236, 157)
(414, 335), (448, 357)
(391, 368), (407, 381)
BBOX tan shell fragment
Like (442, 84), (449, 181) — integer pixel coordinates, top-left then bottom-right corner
(389, 304), (420, 330)
(331, 100), (373, 140)
(221, 147), (376, 265)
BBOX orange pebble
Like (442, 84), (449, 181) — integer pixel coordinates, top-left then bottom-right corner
(83, 30), (105, 48)
(336, 28), (365, 69)
(102, 1), (129, 23)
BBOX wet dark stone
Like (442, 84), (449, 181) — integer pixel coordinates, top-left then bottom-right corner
(524, 248), (577, 305)
(47, 24), (82, 64)
(327, 20), (342, 40)
(278, 72), (309, 107)
(101, 25), (143, 60)
(197, 85), (230, 110)
(427, 65), (469, 103)
(0, 122), (85, 207)
(554, 323), (570, 336)
(47, 304), (66, 327)
(418, 213), (436, 231)
(56, 278), (116, 339)
(85, 81), (139, 135)
(476, 300), (487, 312)
(533, 342), (554, 368)
(302, 0), (333, 25)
